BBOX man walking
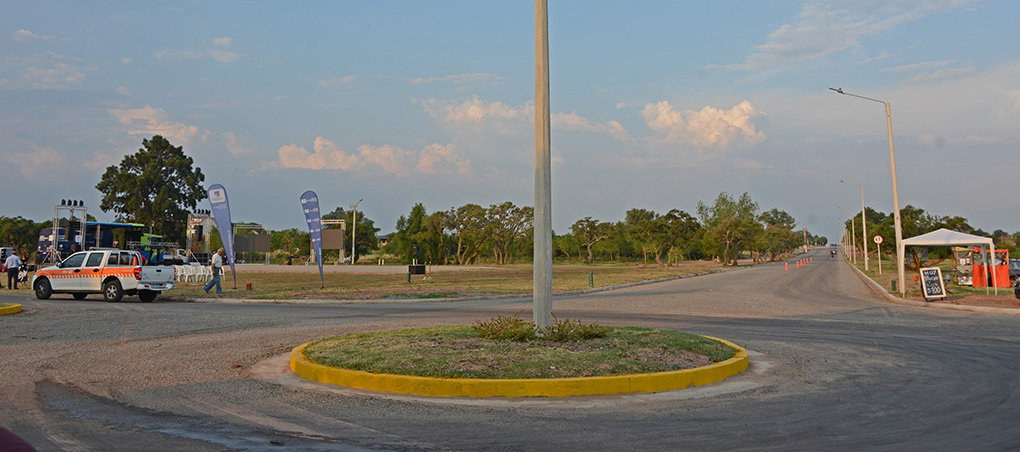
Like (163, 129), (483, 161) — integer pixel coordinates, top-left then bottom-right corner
(203, 248), (225, 295)
(5, 251), (23, 290)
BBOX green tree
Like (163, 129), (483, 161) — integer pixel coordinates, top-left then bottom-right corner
(485, 202), (533, 265)
(571, 217), (612, 264)
(96, 135), (206, 243)
(449, 204), (487, 265)
(697, 192), (760, 266)
(554, 232), (578, 260)
(0, 216), (41, 257)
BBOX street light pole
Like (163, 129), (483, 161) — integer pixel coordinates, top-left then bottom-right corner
(350, 198), (362, 265)
(533, 0), (553, 330)
(841, 180), (869, 271)
(830, 88), (905, 296)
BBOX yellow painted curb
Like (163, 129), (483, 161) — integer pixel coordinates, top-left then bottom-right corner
(0, 304), (22, 316)
(290, 336), (748, 398)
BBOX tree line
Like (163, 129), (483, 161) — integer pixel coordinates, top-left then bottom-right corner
(381, 192), (814, 266)
(842, 205), (1020, 269)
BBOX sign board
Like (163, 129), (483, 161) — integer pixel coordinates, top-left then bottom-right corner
(919, 267), (946, 300)
(874, 235), (883, 244)
(235, 234), (271, 253)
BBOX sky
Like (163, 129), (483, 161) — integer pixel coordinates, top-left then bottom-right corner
(2, 0), (1018, 241)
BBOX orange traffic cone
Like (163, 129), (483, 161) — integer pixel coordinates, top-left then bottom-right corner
(796, 262), (800, 269)
(785, 262), (789, 271)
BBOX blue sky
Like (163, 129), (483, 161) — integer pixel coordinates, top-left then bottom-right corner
(2, 0), (1018, 240)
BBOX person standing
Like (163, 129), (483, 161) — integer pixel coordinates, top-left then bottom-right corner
(203, 248), (225, 295)
(5, 251), (23, 290)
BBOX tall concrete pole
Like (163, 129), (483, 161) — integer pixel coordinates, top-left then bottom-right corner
(884, 102), (905, 297)
(533, 0), (553, 329)
(860, 185), (869, 271)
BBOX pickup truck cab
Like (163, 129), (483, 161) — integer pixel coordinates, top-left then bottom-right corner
(32, 249), (176, 302)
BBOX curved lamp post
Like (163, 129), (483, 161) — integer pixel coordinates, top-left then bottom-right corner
(830, 88), (904, 296)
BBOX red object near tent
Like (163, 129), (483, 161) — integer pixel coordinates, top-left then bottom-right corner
(972, 248), (1010, 288)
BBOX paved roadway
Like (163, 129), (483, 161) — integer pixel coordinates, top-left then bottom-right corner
(1, 249), (1018, 451)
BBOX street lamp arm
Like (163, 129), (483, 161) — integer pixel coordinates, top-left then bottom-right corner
(829, 87), (887, 106)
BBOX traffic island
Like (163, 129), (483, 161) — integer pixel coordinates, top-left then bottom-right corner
(290, 327), (749, 398)
(0, 303), (22, 316)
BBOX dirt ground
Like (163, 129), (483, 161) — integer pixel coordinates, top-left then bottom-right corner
(903, 293), (1020, 309)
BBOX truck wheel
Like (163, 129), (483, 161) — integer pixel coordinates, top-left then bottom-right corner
(138, 290), (158, 303)
(72, 293), (88, 300)
(34, 279), (52, 300)
(103, 280), (124, 302)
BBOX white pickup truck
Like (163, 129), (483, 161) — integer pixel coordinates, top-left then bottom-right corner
(32, 249), (176, 302)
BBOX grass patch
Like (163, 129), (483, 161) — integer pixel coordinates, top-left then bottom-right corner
(167, 262), (728, 300)
(0, 303), (13, 308)
(303, 326), (737, 379)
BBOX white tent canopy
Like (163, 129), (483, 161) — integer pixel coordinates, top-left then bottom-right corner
(900, 228), (997, 295)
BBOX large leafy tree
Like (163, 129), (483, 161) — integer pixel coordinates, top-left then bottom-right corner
(697, 192), (760, 266)
(0, 216), (41, 256)
(96, 135), (205, 242)
(571, 217), (612, 264)
(485, 201), (533, 265)
(450, 204), (488, 265)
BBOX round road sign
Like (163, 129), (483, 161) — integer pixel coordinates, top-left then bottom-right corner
(874, 235), (884, 244)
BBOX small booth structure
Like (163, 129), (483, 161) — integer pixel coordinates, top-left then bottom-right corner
(901, 228), (999, 295)
(971, 248), (1010, 288)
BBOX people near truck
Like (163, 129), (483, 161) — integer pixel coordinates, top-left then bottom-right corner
(5, 251), (23, 290)
(203, 248), (225, 295)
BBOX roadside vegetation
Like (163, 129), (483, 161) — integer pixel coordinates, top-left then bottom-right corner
(303, 325), (737, 379)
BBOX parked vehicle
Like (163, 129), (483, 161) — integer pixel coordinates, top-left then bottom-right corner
(32, 249), (176, 302)
(1009, 259), (1020, 281)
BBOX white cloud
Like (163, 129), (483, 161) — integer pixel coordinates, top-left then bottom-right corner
(276, 137), (361, 171)
(115, 86), (131, 95)
(882, 60), (955, 72)
(640, 100), (767, 149)
(154, 37), (242, 63)
(222, 132), (257, 155)
(7, 145), (62, 180)
(11, 29), (54, 41)
(410, 73), (501, 86)
(904, 66), (976, 83)
(708, 0), (980, 71)
(121, 57), (133, 64)
(22, 61), (85, 88)
(416, 143), (472, 175)
(421, 96), (631, 142)
(422, 95), (532, 123)
(552, 112), (629, 141)
(316, 74), (357, 88)
(108, 105), (210, 144)
(271, 138), (472, 178)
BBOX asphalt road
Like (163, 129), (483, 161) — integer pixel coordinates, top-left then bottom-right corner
(1, 249), (1018, 451)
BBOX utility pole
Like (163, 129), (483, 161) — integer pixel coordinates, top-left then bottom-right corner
(533, 0), (553, 330)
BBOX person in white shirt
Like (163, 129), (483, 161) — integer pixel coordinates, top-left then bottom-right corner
(5, 252), (23, 290)
(203, 248), (225, 294)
